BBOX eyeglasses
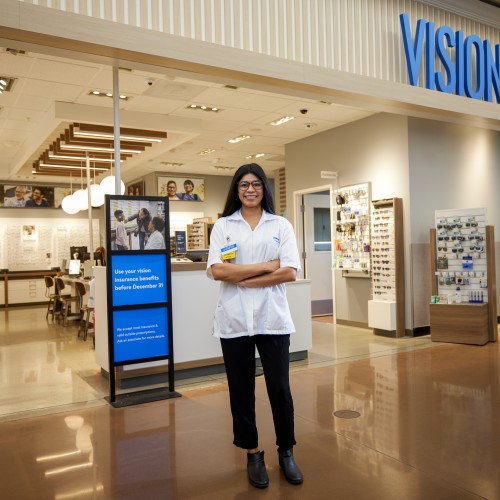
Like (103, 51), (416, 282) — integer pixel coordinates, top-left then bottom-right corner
(238, 180), (263, 191)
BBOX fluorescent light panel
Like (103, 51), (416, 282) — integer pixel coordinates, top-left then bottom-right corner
(48, 153), (122, 162)
(268, 116), (295, 126)
(60, 144), (142, 153)
(73, 131), (162, 143)
(39, 162), (108, 171)
(187, 104), (221, 112)
(228, 135), (251, 143)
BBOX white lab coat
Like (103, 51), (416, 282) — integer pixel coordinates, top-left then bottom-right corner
(207, 209), (301, 338)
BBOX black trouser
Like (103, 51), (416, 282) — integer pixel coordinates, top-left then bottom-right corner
(220, 334), (296, 451)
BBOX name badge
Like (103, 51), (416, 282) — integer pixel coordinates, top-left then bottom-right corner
(221, 243), (237, 260)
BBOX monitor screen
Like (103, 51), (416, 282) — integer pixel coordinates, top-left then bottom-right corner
(61, 259), (68, 271)
(68, 259), (81, 276)
(83, 260), (96, 279)
(94, 252), (103, 266)
(70, 246), (88, 262)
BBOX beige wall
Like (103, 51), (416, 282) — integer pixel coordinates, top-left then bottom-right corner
(285, 113), (413, 327)
(285, 113), (500, 329)
(407, 118), (500, 324)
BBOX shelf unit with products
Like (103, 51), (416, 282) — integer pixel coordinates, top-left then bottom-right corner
(429, 207), (497, 345)
(368, 197), (405, 338)
(186, 217), (214, 251)
(333, 182), (371, 278)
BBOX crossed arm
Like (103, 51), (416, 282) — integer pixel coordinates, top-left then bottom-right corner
(210, 259), (297, 288)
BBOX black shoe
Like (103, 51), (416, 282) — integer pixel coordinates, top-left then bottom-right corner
(247, 451), (269, 489)
(278, 449), (303, 484)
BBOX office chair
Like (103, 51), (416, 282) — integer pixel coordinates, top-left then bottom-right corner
(55, 277), (84, 326)
(44, 276), (58, 320)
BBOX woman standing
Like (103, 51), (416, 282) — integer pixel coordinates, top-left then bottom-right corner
(207, 163), (303, 489)
(127, 208), (151, 250)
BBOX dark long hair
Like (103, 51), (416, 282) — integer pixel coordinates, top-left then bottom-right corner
(221, 163), (275, 217)
(139, 207), (151, 230)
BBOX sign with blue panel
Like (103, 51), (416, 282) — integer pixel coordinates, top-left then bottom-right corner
(112, 253), (167, 306)
(105, 195), (179, 406)
(113, 306), (169, 363)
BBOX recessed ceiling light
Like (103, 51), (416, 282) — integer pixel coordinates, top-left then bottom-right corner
(88, 90), (129, 100)
(228, 135), (251, 144)
(186, 104), (221, 113)
(0, 77), (16, 92)
(199, 149), (216, 155)
(245, 153), (265, 159)
(268, 116), (295, 126)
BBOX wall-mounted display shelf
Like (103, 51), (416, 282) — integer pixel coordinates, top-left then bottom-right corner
(429, 207), (497, 345)
(368, 197), (405, 338)
(333, 182), (371, 278)
(187, 217), (214, 251)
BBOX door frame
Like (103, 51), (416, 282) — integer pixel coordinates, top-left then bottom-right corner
(293, 183), (337, 322)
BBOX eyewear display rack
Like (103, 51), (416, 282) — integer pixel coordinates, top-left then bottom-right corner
(429, 208), (497, 345)
(186, 218), (213, 251)
(368, 198), (405, 338)
(333, 182), (371, 278)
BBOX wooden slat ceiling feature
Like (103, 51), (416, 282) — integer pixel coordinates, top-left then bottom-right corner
(33, 122), (167, 177)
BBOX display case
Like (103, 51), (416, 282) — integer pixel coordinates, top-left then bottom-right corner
(368, 198), (405, 337)
(429, 207), (497, 345)
(333, 182), (371, 278)
(186, 218), (214, 251)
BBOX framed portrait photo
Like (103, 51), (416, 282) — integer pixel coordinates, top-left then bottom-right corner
(157, 176), (204, 202)
(126, 180), (145, 197)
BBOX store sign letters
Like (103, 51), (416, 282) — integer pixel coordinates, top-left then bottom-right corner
(400, 13), (500, 103)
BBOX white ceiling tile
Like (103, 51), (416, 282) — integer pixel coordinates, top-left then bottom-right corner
(0, 48), (376, 181)
(30, 59), (101, 86)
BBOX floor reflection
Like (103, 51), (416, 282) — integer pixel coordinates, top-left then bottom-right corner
(1, 307), (499, 498)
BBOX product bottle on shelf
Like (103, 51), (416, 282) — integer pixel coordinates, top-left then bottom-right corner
(455, 286), (461, 304)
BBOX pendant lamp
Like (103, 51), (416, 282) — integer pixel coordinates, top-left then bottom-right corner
(61, 173), (80, 214)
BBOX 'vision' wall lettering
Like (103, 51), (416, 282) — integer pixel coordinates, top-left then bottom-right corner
(400, 13), (500, 104)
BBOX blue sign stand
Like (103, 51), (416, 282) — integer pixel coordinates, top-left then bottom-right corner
(105, 195), (181, 407)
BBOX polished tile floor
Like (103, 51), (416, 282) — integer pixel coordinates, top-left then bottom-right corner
(1, 306), (499, 499)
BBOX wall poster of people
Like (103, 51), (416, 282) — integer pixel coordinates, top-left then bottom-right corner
(0, 183), (71, 208)
(126, 180), (145, 197)
(108, 198), (168, 252)
(157, 176), (204, 202)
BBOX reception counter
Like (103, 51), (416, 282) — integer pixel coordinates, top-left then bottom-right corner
(94, 264), (312, 379)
